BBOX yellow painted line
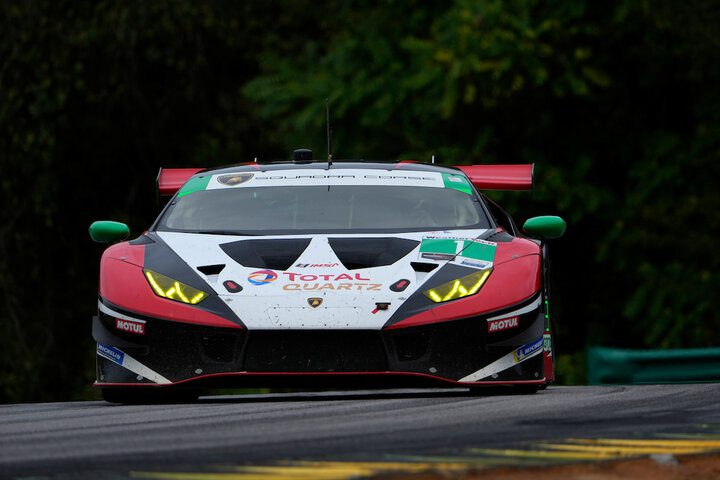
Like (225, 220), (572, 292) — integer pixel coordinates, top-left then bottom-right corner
(134, 474), (279, 480)
(384, 454), (542, 466)
(567, 438), (720, 448)
(249, 461), (467, 474)
(538, 443), (714, 455)
(133, 461), (471, 480)
(467, 447), (629, 460)
(134, 472), (356, 480)
(132, 434), (720, 480)
(660, 433), (720, 440)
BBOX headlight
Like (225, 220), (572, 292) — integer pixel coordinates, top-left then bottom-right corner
(143, 269), (207, 305)
(423, 269), (492, 303)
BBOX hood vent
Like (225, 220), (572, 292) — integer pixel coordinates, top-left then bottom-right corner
(197, 264), (225, 276)
(410, 262), (438, 273)
(484, 230), (514, 243)
(328, 237), (419, 270)
(220, 238), (311, 271)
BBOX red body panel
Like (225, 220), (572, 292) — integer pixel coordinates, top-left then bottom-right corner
(492, 237), (540, 266)
(544, 349), (554, 382)
(455, 164), (533, 191)
(157, 168), (204, 196)
(99, 256), (241, 329)
(102, 241), (145, 267)
(388, 253), (542, 329)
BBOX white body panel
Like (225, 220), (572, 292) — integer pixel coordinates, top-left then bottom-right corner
(157, 230), (488, 329)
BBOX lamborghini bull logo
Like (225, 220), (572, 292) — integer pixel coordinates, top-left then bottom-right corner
(218, 173), (254, 185)
(307, 298), (323, 308)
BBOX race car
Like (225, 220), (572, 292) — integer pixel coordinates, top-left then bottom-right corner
(90, 150), (565, 403)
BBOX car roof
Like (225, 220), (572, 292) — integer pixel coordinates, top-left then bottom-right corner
(198, 160), (464, 177)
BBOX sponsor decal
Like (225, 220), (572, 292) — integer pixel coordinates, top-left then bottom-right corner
(218, 173), (254, 185)
(281, 271), (380, 291)
(283, 272), (368, 281)
(248, 270), (278, 285)
(307, 298), (323, 308)
(295, 263), (340, 268)
(476, 239), (496, 246)
(420, 238), (463, 256)
(460, 259), (491, 269)
(177, 175), (211, 198)
(97, 343), (125, 365)
(512, 338), (543, 363)
(255, 174), (435, 181)
(421, 252), (454, 261)
(284, 283), (382, 291)
(419, 238), (496, 263)
(543, 333), (553, 356)
(423, 235), (475, 240)
(115, 318), (145, 335)
(442, 172), (473, 195)
(488, 316), (520, 333)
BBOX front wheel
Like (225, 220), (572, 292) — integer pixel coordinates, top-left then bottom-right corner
(101, 387), (200, 404)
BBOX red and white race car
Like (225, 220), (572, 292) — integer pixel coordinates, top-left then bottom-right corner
(90, 152), (565, 403)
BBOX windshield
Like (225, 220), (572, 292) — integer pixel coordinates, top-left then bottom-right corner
(156, 185), (490, 235)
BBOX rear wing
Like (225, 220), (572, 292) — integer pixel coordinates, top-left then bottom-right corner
(454, 164), (534, 191)
(156, 168), (204, 196)
(156, 163), (534, 196)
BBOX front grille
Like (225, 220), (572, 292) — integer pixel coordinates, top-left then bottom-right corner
(392, 330), (431, 362)
(384, 317), (488, 379)
(243, 330), (388, 372)
(201, 332), (241, 363)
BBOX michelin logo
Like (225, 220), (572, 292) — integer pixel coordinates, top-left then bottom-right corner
(513, 338), (542, 363)
(97, 343), (125, 366)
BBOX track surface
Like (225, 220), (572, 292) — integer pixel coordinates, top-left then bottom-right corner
(1, 384), (720, 479)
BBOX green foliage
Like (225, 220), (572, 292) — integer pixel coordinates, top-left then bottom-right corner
(1, 0), (719, 401)
(245, 0), (720, 354)
(0, 0), (303, 402)
(556, 352), (587, 385)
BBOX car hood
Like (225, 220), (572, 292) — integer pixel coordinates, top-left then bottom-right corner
(156, 229), (507, 329)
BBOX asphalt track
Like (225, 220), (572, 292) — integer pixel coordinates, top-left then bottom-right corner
(2, 384), (720, 479)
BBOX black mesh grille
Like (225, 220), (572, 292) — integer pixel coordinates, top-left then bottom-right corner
(201, 332), (241, 363)
(244, 331), (388, 372)
(384, 317), (488, 379)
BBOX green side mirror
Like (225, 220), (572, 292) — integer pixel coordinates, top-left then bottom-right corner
(522, 215), (566, 239)
(89, 221), (130, 243)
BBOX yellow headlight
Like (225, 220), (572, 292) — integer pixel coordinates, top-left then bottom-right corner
(143, 269), (207, 305)
(423, 269), (492, 303)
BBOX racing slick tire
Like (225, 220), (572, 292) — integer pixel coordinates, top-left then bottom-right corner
(468, 384), (541, 396)
(101, 387), (201, 404)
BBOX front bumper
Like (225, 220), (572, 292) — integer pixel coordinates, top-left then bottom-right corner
(94, 296), (546, 389)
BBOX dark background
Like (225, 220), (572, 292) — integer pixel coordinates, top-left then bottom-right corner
(1, 0), (718, 403)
